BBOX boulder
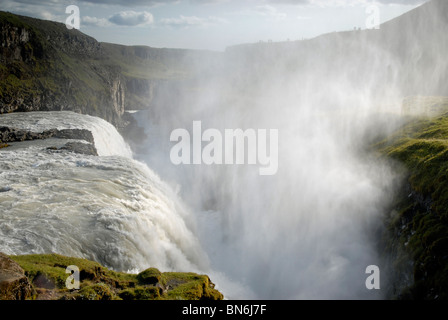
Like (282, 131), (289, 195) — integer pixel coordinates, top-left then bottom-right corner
(60, 141), (98, 156)
(0, 252), (33, 300)
(137, 268), (162, 285)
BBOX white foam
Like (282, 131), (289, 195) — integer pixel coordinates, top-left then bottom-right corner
(0, 112), (206, 273)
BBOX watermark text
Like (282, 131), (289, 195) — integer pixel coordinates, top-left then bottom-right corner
(170, 121), (278, 176)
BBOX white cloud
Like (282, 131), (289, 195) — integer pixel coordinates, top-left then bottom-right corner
(160, 15), (227, 28)
(82, 16), (111, 27)
(108, 11), (154, 26)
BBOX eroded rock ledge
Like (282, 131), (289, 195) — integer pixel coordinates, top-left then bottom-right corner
(0, 127), (98, 156)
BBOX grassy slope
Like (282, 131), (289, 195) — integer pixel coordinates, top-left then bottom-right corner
(100, 43), (192, 80)
(0, 10), (204, 81)
(9, 254), (223, 300)
(375, 97), (448, 299)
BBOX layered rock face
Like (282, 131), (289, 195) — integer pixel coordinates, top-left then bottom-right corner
(0, 12), (126, 127)
(0, 11), (218, 131)
(0, 253), (33, 300)
(0, 127), (98, 155)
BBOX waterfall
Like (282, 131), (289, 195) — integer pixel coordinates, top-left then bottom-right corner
(0, 111), (207, 274)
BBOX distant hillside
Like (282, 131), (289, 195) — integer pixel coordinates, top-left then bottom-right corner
(1, 0), (447, 125)
(0, 11), (220, 128)
(225, 0), (448, 102)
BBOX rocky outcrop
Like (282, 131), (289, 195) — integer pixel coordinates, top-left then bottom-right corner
(2, 253), (224, 300)
(0, 12), (125, 127)
(124, 77), (155, 111)
(0, 127), (98, 156)
(0, 22), (35, 62)
(0, 11), (215, 132)
(0, 10), (222, 148)
(0, 253), (33, 300)
(57, 141), (98, 156)
(0, 127), (94, 144)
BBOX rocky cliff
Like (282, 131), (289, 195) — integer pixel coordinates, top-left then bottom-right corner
(376, 96), (448, 299)
(0, 252), (33, 300)
(0, 11), (219, 130)
(0, 12), (124, 125)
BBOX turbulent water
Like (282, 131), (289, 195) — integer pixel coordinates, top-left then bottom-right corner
(0, 112), (208, 274)
(0, 108), (400, 300)
(0, 96), (403, 300)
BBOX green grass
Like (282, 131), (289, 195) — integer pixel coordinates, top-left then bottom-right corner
(163, 272), (223, 300)
(377, 115), (448, 215)
(100, 43), (194, 80)
(11, 254), (109, 289)
(376, 104), (448, 299)
(9, 253), (223, 300)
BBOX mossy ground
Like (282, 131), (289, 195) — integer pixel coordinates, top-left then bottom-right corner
(9, 254), (223, 301)
(375, 100), (448, 299)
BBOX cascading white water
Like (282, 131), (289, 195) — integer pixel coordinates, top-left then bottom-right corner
(130, 30), (411, 299)
(135, 107), (401, 300)
(0, 111), (207, 274)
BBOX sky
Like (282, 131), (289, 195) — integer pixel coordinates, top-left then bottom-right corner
(1, 0), (428, 51)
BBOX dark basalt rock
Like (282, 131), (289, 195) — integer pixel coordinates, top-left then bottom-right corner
(1, 127), (94, 144)
(1, 126), (98, 156)
(51, 129), (94, 144)
(59, 141), (98, 156)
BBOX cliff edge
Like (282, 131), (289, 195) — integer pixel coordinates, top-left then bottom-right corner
(0, 253), (223, 300)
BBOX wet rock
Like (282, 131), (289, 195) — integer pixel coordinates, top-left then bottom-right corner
(59, 141), (98, 156)
(0, 252), (33, 300)
(0, 127), (95, 144)
(51, 129), (94, 144)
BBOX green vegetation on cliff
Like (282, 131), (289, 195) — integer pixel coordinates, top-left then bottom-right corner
(9, 253), (223, 300)
(0, 11), (220, 126)
(376, 97), (448, 299)
(0, 11), (122, 124)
